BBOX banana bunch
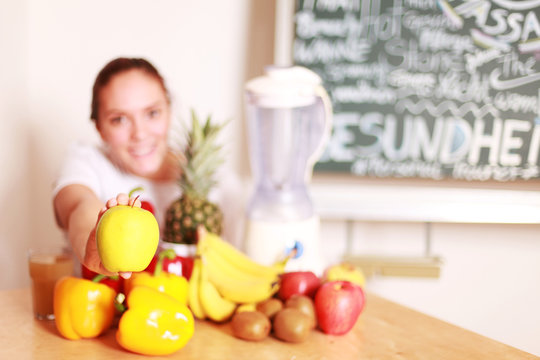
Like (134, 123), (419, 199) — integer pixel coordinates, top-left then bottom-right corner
(188, 229), (287, 322)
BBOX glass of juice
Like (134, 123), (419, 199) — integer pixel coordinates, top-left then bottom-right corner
(28, 246), (74, 320)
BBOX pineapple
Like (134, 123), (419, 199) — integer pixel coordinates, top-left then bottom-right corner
(164, 110), (226, 244)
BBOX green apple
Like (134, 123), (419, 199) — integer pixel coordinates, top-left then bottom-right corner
(96, 205), (159, 272)
(323, 263), (366, 288)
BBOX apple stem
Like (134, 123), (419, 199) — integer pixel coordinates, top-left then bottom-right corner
(154, 249), (177, 277)
(131, 194), (141, 208)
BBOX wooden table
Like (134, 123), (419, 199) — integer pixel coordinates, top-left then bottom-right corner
(0, 288), (535, 359)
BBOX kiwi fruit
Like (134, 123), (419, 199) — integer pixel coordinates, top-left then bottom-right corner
(273, 308), (312, 343)
(256, 298), (283, 320)
(230, 311), (271, 341)
(285, 294), (317, 329)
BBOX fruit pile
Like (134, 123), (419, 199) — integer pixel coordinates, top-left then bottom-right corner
(61, 247), (196, 356)
(228, 269), (365, 343)
(59, 230), (365, 355)
(231, 294), (316, 342)
(54, 273), (194, 357)
(190, 229), (366, 343)
(187, 229), (288, 322)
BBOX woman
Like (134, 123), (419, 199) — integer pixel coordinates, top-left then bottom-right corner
(53, 58), (182, 279)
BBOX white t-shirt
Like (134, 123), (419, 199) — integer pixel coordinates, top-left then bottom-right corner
(52, 142), (245, 244)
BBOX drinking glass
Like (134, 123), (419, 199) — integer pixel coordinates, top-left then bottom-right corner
(28, 245), (74, 320)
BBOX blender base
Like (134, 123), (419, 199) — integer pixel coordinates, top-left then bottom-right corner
(244, 215), (324, 275)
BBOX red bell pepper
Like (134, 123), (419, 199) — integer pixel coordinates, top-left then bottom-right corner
(81, 265), (123, 293)
(145, 251), (193, 280)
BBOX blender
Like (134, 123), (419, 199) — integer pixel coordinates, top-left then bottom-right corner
(243, 66), (332, 274)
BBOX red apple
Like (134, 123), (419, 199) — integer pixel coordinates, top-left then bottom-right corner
(314, 281), (365, 335)
(278, 271), (321, 301)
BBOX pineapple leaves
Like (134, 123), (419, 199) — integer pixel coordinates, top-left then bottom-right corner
(190, 109), (204, 150)
(179, 109), (228, 199)
(203, 114), (212, 136)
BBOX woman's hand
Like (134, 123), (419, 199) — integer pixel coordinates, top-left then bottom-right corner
(83, 193), (142, 279)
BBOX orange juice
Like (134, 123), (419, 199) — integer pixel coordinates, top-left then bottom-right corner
(28, 253), (73, 320)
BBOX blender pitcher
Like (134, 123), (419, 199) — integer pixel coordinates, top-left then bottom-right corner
(243, 66), (332, 273)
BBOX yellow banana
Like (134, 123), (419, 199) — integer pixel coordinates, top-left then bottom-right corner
(203, 245), (279, 284)
(188, 257), (206, 320)
(209, 273), (279, 304)
(199, 262), (237, 322)
(196, 231), (283, 304)
(198, 246), (279, 303)
(201, 232), (286, 280)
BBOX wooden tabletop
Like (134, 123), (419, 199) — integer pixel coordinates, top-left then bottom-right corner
(0, 288), (536, 359)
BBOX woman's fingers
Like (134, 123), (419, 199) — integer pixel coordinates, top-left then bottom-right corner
(105, 193), (140, 209)
(116, 193), (129, 205)
(97, 206), (108, 220)
(84, 228), (115, 276)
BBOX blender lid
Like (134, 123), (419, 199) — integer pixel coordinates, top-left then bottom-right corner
(246, 66), (322, 108)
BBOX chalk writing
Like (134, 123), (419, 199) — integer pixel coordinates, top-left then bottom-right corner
(294, 0), (540, 181)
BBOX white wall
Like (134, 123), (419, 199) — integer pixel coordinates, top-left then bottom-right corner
(1, 0), (538, 356)
(319, 220), (540, 356)
(0, 0), (31, 290)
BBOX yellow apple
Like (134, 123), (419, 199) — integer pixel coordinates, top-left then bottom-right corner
(323, 263), (366, 288)
(96, 205), (159, 272)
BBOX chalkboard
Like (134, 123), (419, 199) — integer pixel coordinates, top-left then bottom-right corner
(293, 0), (540, 181)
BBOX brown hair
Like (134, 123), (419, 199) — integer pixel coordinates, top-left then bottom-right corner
(90, 57), (170, 121)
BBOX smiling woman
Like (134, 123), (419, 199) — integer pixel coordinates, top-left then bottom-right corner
(52, 58), (182, 279)
(94, 66), (173, 179)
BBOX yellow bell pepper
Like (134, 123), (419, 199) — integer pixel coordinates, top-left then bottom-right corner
(116, 285), (194, 356)
(125, 249), (189, 305)
(53, 275), (116, 340)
